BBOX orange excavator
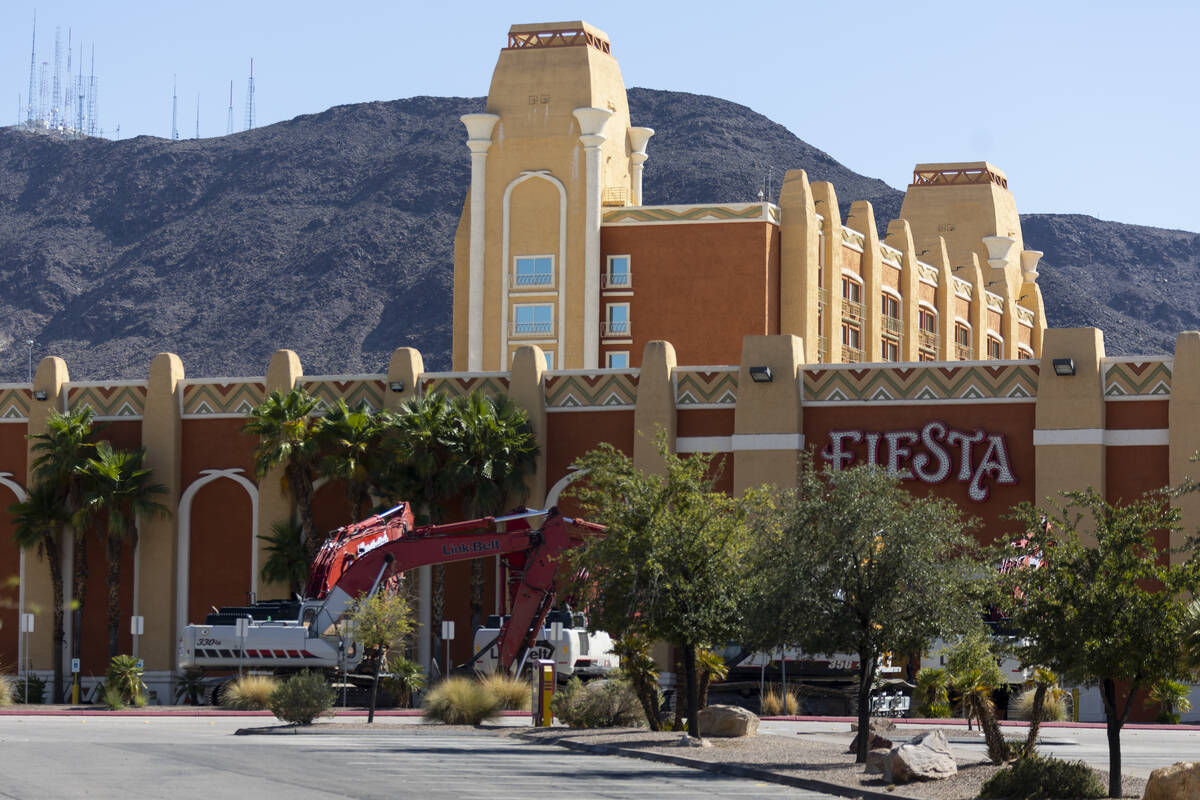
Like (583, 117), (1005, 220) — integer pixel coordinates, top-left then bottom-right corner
(178, 503), (617, 681)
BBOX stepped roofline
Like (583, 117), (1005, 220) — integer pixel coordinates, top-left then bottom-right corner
(506, 21), (611, 53)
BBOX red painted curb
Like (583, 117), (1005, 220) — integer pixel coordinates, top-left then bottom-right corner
(0, 707), (532, 718)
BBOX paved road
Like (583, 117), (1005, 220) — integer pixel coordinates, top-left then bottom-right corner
(0, 716), (837, 800)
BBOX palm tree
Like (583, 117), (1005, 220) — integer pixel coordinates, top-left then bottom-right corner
(28, 406), (97, 693)
(318, 399), (389, 522)
(1021, 667), (1067, 757)
(445, 392), (538, 634)
(9, 482), (70, 702)
(258, 517), (310, 598)
(243, 388), (322, 552)
(77, 441), (170, 658)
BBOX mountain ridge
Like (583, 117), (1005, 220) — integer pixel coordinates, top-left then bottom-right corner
(0, 88), (1194, 381)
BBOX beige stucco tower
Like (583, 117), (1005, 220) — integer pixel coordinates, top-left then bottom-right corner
(452, 22), (648, 372)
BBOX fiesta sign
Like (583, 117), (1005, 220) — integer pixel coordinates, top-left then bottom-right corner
(820, 420), (1017, 502)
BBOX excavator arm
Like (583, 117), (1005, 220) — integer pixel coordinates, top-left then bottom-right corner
(309, 508), (602, 674)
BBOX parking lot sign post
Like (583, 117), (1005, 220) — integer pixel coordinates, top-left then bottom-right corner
(441, 620), (455, 676)
(19, 614), (34, 703)
(130, 615), (145, 659)
(236, 617), (249, 677)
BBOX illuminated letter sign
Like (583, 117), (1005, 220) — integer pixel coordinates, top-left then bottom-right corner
(820, 420), (1017, 502)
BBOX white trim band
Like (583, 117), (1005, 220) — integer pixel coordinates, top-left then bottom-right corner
(676, 433), (806, 453)
(1033, 429), (1169, 447)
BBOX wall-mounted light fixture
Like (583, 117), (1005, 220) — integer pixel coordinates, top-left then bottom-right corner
(32, 390), (47, 401)
(1052, 358), (1076, 377)
(388, 381), (405, 392)
(749, 366), (773, 383)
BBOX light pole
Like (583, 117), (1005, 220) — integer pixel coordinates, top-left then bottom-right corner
(25, 339), (34, 384)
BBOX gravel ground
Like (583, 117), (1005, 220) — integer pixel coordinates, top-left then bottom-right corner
(504, 726), (1147, 800)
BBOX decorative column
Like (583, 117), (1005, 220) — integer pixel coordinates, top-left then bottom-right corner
(460, 113), (500, 372)
(573, 107), (613, 371)
(627, 127), (654, 205)
(1020, 250), (1046, 356)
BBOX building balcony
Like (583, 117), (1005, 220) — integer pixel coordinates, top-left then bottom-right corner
(918, 330), (940, 350)
(882, 315), (903, 335)
(603, 272), (632, 290)
(601, 187), (631, 207)
(513, 273), (554, 288)
(512, 321), (554, 337)
(602, 321), (631, 338)
(842, 300), (863, 323)
(841, 346), (863, 364)
(955, 344), (971, 361)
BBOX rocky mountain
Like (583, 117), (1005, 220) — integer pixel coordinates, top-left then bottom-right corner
(0, 88), (1194, 381)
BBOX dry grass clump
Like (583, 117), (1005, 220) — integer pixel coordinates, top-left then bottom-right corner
(479, 672), (531, 711)
(760, 686), (798, 716)
(222, 674), (280, 710)
(423, 676), (502, 724)
(1011, 687), (1067, 721)
(0, 676), (12, 707)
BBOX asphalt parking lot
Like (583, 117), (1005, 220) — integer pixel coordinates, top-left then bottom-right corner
(0, 715), (837, 800)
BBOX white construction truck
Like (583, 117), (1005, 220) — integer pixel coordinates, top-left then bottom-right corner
(177, 503), (618, 692)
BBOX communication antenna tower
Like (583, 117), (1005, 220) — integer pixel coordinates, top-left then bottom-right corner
(52, 28), (62, 127)
(75, 42), (84, 137)
(26, 11), (36, 123)
(244, 58), (255, 131)
(38, 62), (47, 122)
(171, 75), (178, 140)
(64, 28), (72, 127)
(226, 80), (233, 135)
(86, 45), (97, 137)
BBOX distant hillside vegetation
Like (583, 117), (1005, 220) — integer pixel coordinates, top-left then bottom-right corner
(0, 88), (1193, 380)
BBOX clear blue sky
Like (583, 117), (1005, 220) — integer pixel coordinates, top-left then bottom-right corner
(4, 1), (1197, 232)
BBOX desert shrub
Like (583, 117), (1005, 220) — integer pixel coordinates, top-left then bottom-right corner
(379, 655), (426, 708)
(100, 683), (126, 710)
(1012, 688), (1067, 722)
(106, 655), (146, 707)
(979, 755), (1105, 800)
(914, 667), (950, 717)
(759, 687), (798, 716)
(0, 676), (12, 706)
(11, 675), (44, 704)
(423, 676), (501, 725)
(479, 672), (530, 711)
(1148, 678), (1192, 724)
(268, 671), (335, 725)
(175, 668), (205, 705)
(551, 677), (645, 729)
(222, 674), (279, 710)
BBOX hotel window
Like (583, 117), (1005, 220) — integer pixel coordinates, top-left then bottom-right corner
(842, 323), (861, 349)
(987, 335), (1003, 360)
(604, 303), (630, 336)
(919, 350), (937, 362)
(513, 255), (554, 287)
(919, 308), (936, 333)
(605, 255), (631, 289)
(544, 350), (555, 370)
(842, 277), (862, 303)
(513, 304), (553, 336)
(606, 351), (629, 368)
(954, 322), (972, 360)
(1018, 346), (1034, 360)
(881, 293), (901, 334)
(880, 336), (899, 362)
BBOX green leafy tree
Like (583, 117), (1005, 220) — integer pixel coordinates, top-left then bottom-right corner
(999, 488), (1200, 798)
(347, 588), (415, 723)
(77, 442), (170, 658)
(9, 482), (70, 702)
(746, 462), (984, 763)
(567, 437), (762, 740)
(318, 399), (391, 522)
(258, 517), (310, 598)
(244, 388), (322, 553)
(29, 406), (98, 692)
(445, 392), (538, 633)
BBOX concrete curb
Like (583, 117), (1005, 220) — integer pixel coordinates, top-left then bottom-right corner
(235, 724), (498, 736)
(511, 731), (901, 800)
